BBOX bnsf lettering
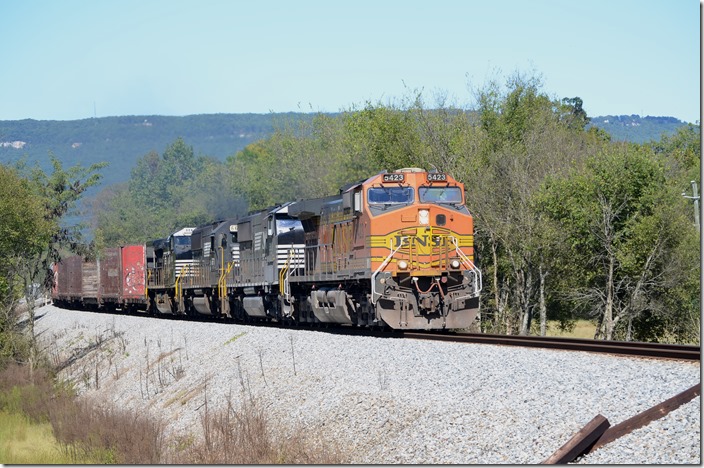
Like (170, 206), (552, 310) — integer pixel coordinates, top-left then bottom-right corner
(394, 235), (446, 247)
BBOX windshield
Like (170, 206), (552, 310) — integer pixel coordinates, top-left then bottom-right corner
(367, 186), (414, 205)
(418, 186), (463, 204)
(173, 236), (191, 247)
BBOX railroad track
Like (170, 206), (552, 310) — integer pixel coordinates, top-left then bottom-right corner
(400, 331), (700, 361)
(46, 304), (700, 361)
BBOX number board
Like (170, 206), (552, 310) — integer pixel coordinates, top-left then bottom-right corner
(382, 173), (405, 183)
(427, 173), (447, 182)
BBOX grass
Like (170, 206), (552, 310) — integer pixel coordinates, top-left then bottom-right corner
(0, 410), (65, 464)
(171, 391), (344, 464)
(0, 409), (114, 464)
(546, 319), (597, 339)
(224, 332), (247, 345)
(0, 364), (157, 464)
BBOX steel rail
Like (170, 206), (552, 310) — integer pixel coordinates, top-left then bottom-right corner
(400, 332), (700, 361)
(47, 302), (700, 361)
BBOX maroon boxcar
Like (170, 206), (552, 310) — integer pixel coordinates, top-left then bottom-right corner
(99, 247), (121, 310)
(81, 260), (99, 308)
(52, 255), (83, 307)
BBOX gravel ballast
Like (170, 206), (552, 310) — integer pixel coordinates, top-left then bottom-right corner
(34, 305), (700, 464)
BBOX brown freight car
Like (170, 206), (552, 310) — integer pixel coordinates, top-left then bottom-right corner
(52, 255), (83, 308)
(99, 247), (121, 311)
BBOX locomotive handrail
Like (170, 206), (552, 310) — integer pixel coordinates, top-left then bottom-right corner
(218, 256), (234, 303)
(174, 263), (191, 313)
(145, 269), (152, 300)
(450, 236), (482, 295)
(371, 238), (405, 305)
(218, 246), (225, 297)
(279, 251), (291, 300)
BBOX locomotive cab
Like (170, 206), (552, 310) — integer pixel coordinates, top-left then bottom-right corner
(365, 168), (481, 328)
(146, 227), (195, 314)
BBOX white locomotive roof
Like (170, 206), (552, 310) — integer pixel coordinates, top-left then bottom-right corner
(395, 167), (425, 173)
(173, 227), (196, 237)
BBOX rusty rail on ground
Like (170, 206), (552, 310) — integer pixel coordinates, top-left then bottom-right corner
(542, 382), (701, 464)
(400, 332), (700, 361)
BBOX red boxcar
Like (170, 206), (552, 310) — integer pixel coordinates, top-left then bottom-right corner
(121, 244), (147, 310)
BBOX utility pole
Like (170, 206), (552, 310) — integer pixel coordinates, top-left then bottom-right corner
(682, 180), (700, 231)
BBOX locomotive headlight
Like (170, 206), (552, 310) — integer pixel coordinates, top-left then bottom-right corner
(419, 209), (430, 225)
(397, 260), (409, 270)
(450, 259), (461, 269)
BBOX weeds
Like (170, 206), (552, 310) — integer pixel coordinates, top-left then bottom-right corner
(0, 363), (163, 464)
(224, 331), (247, 345)
(257, 347), (268, 387)
(378, 369), (389, 391)
(171, 387), (343, 464)
(2, 319), (347, 464)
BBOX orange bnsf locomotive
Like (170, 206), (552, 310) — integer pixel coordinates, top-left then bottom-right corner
(52, 168), (482, 330)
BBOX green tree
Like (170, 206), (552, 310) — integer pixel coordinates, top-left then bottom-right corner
(341, 102), (423, 173)
(0, 164), (53, 366)
(539, 143), (697, 341)
(225, 114), (351, 211)
(0, 156), (105, 370)
(95, 138), (239, 245)
(462, 71), (602, 335)
(559, 97), (590, 130)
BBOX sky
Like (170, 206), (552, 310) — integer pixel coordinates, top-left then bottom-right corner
(0, 0), (700, 123)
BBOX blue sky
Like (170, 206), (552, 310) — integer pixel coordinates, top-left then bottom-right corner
(1, 0), (700, 123)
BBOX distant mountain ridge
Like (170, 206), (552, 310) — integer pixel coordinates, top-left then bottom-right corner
(0, 112), (692, 190)
(586, 114), (693, 144)
(0, 113), (314, 188)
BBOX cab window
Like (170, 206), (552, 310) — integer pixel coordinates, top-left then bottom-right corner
(367, 186), (414, 205)
(419, 186), (463, 204)
(276, 217), (305, 244)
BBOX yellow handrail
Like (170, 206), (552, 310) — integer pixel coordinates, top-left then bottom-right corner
(174, 263), (190, 303)
(282, 248), (299, 301)
(145, 269), (152, 299)
(219, 261), (234, 300)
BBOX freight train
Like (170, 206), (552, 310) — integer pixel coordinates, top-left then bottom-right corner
(52, 168), (482, 330)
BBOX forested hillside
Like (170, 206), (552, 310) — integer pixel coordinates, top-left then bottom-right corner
(0, 113), (314, 188)
(84, 76), (700, 344)
(0, 112), (690, 190)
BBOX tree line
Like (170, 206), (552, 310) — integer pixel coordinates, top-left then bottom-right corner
(0, 71), (699, 370)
